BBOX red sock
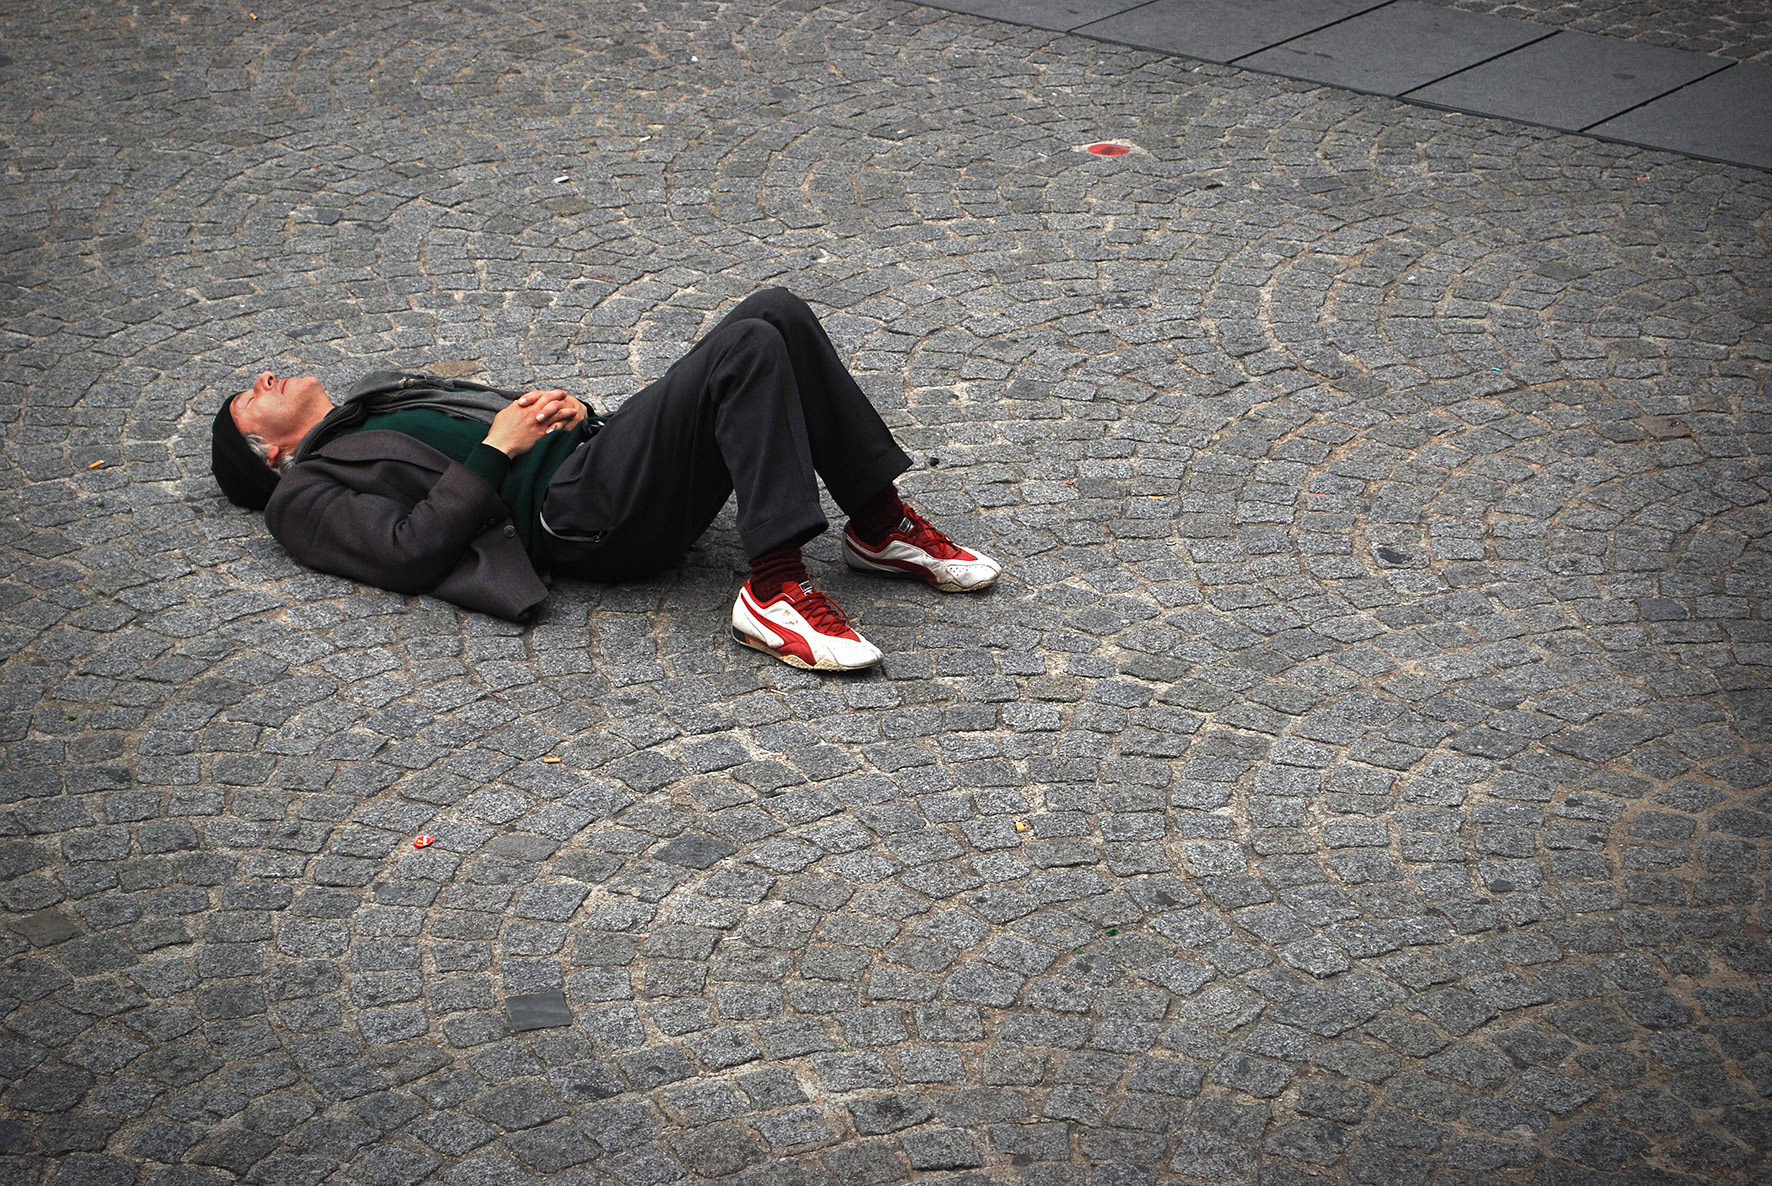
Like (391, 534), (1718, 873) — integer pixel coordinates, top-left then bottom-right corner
(748, 544), (810, 601)
(849, 485), (905, 546)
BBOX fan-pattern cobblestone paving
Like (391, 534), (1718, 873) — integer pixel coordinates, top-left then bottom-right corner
(1, 1), (1769, 1184)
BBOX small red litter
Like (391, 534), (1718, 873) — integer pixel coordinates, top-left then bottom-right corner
(413, 835), (435, 848)
(1087, 143), (1130, 156)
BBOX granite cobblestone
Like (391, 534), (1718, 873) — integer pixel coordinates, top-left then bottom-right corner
(2, 0), (1770, 1183)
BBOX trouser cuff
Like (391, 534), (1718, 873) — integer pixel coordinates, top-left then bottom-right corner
(741, 504), (829, 562)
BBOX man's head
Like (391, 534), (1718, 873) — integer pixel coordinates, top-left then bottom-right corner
(211, 371), (331, 509)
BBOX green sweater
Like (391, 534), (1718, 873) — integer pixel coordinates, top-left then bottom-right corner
(330, 409), (586, 559)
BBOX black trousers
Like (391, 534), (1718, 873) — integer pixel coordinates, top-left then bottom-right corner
(540, 288), (913, 582)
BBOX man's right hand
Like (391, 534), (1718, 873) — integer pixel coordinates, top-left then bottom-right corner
(483, 390), (577, 458)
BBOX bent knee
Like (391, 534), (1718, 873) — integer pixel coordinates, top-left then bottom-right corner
(742, 285), (814, 325)
(715, 316), (789, 358)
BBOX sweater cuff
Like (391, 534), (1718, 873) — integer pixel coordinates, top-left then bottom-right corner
(465, 443), (512, 493)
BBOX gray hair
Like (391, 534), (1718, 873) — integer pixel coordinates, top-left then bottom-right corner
(244, 431), (293, 476)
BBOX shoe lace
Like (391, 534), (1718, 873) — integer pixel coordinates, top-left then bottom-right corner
(897, 506), (967, 560)
(789, 584), (855, 635)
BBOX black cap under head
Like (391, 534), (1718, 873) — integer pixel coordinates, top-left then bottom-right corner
(211, 393), (281, 511)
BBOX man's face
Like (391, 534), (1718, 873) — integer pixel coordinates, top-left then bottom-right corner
(230, 371), (329, 457)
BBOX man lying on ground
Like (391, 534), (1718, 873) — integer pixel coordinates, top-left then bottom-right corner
(210, 287), (1000, 671)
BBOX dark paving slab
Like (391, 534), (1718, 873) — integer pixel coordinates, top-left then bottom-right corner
(1590, 61), (1772, 169)
(505, 990), (574, 1032)
(1075, 0), (1389, 63)
(1240, 0), (1552, 95)
(915, 0), (1149, 33)
(654, 833), (739, 868)
(1409, 28), (1730, 129)
(1410, 0), (1772, 64)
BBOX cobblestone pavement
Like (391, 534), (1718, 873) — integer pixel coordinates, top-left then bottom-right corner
(3, 1), (1771, 1184)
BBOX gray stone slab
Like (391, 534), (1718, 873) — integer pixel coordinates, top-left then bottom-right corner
(915, 0), (1150, 33)
(1408, 29), (1728, 131)
(8, 910), (78, 946)
(1239, 1), (1550, 96)
(1589, 62), (1772, 170)
(1075, 0), (1389, 64)
(505, 990), (573, 1032)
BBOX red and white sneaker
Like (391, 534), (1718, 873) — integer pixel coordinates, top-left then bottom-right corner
(731, 581), (882, 671)
(843, 506), (1001, 592)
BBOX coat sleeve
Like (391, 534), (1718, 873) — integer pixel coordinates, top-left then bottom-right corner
(266, 456), (514, 595)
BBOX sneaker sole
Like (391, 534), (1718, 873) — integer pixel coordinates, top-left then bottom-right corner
(843, 545), (997, 593)
(729, 625), (880, 671)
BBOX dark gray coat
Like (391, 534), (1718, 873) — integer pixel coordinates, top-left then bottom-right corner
(264, 430), (549, 622)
